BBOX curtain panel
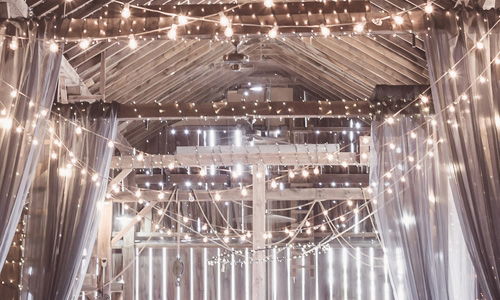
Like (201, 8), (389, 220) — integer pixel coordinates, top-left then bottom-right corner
(0, 19), (62, 272)
(370, 116), (475, 300)
(21, 102), (118, 300)
(424, 9), (500, 299)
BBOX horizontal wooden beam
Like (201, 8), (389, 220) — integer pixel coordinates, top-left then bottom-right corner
(111, 187), (368, 202)
(52, 100), (371, 120)
(111, 144), (364, 168)
(12, 3), (429, 41)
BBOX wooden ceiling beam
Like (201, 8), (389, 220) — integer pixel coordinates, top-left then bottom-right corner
(52, 100), (371, 120)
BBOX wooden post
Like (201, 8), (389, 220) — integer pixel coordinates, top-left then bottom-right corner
(252, 164), (266, 300)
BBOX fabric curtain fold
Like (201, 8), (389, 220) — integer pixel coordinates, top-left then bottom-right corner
(0, 19), (62, 272)
(370, 116), (475, 300)
(424, 9), (500, 299)
(21, 102), (118, 300)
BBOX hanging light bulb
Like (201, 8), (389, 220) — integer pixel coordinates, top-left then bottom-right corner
(121, 3), (131, 18)
(219, 12), (229, 27)
(75, 126), (82, 135)
(288, 169), (295, 178)
(301, 169), (309, 178)
(9, 37), (18, 50)
(224, 25), (234, 38)
(79, 38), (90, 49)
(168, 162), (175, 170)
(393, 15), (404, 25)
(449, 69), (457, 78)
(313, 166), (320, 175)
(168, 25), (177, 40)
(268, 25), (278, 38)
(214, 192), (222, 201)
(199, 167), (207, 177)
(424, 2), (434, 14)
(158, 192), (165, 200)
(136, 152), (144, 161)
(178, 15), (188, 25)
(10, 89), (17, 98)
(128, 35), (137, 49)
(353, 23), (365, 33)
(264, 0), (273, 7)
(49, 41), (59, 52)
(320, 24), (330, 37)
(91, 173), (99, 182)
(0, 117), (13, 130)
(135, 189), (142, 198)
(241, 187), (248, 196)
(107, 140), (115, 148)
(270, 179), (277, 189)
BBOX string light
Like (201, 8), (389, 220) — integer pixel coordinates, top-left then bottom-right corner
(320, 24), (330, 37)
(128, 35), (138, 49)
(168, 25), (177, 40)
(178, 15), (188, 25)
(288, 169), (295, 178)
(49, 41), (59, 52)
(224, 26), (234, 38)
(79, 39), (90, 49)
(219, 12), (230, 27)
(424, 2), (434, 14)
(9, 37), (18, 50)
(121, 3), (131, 18)
(264, 0), (273, 8)
(268, 26), (278, 38)
(353, 23), (365, 33)
(393, 15), (404, 25)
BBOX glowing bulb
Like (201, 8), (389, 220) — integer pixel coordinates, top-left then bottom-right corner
(10, 90), (17, 97)
(479, 76), (487, 83)
(476, 41), (484, 49)
(270, 180), (277, 189)
(79, 38), (90, 49)
(167, 25), (177, 40)
(264, 0), (273, 7)
(241, 187), (248, 196)
(49, 41), (59, 52)
(495, 57), (500, 65)
(424, 2), (433, 14)
(268, 26), (278, 38)
(219, 13), (229, 26)
(393, 15), (404, 25)
(449, 69), (457, 78)
(128, 35), (137, 49)
(353, 23), (365, 33)
(135, 190), (142, 198)
(224, 26), (233, 38)
(420, 95), (429, 103)
(91, 173), (99, 182)
(75, 126), (82, 135)
(302, 169), (309, 178)
(136, 152), (144, 161)
(168, 162), (175, 170)
(178, 15), (188, 25)
(121, 3), (131, 18)
(107, 140), (114, 148)
(320, 24), (330, 37)
(214, 192), (221, 201)
(9, 37), (18, 50)
(387, 116), (395, 124)
(0, 117), (13, 130)
(199, 168), (207, 176)
(313, 167), (320, 175)
(158, 192), (165, 200)
(288, 169), (295, 178)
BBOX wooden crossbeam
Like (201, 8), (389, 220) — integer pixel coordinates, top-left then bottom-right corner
(19, 3), (428, 40)
(52, 100), (371, 120)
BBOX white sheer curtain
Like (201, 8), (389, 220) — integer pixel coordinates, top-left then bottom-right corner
(425, 9), (500, 299)
(370, 115), (475, 300)
(0, 19), (61, 273)
(21, 102), (118, 300)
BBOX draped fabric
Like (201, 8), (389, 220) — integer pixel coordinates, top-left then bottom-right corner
(370, 116), (475, 300)
(0, 20), (61, 272)
(21, 102), (118, 300)
(424, 9), (500, 299)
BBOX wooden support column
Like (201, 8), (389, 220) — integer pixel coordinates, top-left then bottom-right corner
(122, 228), (135, 300)
(252, 164), (266, 300)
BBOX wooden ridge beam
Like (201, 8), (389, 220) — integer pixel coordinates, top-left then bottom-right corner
(52, 100), (371, 120)
(19, 5), (429, 40)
